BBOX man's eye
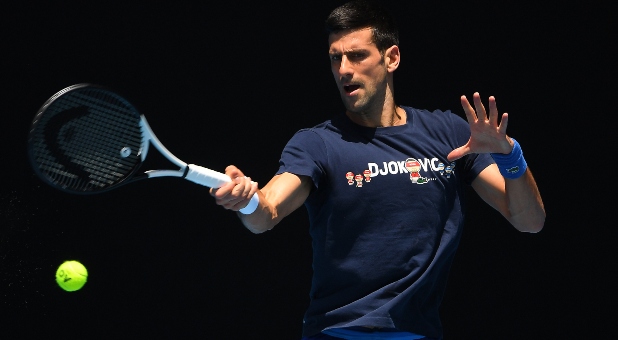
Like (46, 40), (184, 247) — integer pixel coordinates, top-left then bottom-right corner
(349, 53), (365, 61)
(330, 55), (342, 61)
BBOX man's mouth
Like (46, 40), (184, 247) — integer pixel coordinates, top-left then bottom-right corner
(344, 84), (361, 94)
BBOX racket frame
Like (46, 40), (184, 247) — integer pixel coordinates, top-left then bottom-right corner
(28, 84), (259, 214)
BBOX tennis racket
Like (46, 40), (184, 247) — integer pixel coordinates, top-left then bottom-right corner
(27, 83), (259, 214)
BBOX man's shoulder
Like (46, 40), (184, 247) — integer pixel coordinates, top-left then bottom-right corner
(402, 105), (466, 127)
(402, 105), (457, 118)
(298, 116), (343, 134)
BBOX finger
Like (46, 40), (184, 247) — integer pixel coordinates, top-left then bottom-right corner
(230, 180), (253, 211)
(232, 175), (252, 188)
(225, 165), (245, 178)
(240, 177), (254, 198)
(498, 113), (509, 134)
(250, 180), (258, 194)
(460, 95), (478, 122)
(209, 187), (218, 197)
(212, 181), (235, 200)
(447, 144), (470, 162)
(231, 176), (255, 201)
(224, 187), (247, 209)
(488, 96), (499, 127)
(231, 178), (248, 196)
(225, 165), (238, 174)
(473, 92), (487, 121)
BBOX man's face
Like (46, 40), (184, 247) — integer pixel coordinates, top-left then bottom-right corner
(328, 28), (389, 115)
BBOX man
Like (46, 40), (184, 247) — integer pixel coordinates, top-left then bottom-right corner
(211, 1), (545, 339)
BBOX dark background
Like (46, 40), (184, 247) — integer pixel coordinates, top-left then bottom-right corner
(1, 1), (614, 339)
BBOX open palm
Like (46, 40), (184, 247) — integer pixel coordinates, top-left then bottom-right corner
(447, 92), (512, 162)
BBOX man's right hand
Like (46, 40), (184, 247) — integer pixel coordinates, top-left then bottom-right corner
(209, 165), (258, 212)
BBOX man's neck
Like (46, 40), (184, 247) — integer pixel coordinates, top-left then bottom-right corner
(346, 105), (406, 128)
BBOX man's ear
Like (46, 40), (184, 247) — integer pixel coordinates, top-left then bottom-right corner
(385, 45), (400, 72)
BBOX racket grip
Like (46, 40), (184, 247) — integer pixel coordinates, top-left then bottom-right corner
(185, 164), (259, 214)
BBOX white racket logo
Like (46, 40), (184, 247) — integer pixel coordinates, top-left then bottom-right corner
(120, 147), (132, 158)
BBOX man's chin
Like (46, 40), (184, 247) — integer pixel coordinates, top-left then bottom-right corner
(341, 96), (361, 110)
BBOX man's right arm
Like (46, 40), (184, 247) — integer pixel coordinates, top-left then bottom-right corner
(210, 165), (312, 234)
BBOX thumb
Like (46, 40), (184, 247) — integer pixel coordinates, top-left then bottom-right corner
(447, 145), (468, 162)
(224, 165), (245, 179)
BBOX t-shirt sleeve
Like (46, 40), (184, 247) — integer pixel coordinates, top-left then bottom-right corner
(276, 129), (327, 188)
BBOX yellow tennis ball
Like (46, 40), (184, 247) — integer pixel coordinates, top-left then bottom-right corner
(56, 260), (88, 292)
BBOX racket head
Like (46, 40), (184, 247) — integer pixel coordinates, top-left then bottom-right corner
(28, 83), (145, 194)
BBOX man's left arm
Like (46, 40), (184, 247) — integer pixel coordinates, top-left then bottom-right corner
(448, 92), (545, 232)
(472, 163), (545, 232)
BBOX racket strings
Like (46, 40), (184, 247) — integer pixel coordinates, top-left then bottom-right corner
(30, 87), (144, 192)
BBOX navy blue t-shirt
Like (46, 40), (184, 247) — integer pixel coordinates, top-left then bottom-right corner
(276, 106), (494, 338)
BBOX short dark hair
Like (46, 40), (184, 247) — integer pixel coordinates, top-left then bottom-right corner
(325, 0), (399, 53)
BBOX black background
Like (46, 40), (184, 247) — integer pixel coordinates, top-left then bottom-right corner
(1, 1), (614, 339)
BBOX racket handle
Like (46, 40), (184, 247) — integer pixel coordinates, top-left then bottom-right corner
(185, 164), (259, 214)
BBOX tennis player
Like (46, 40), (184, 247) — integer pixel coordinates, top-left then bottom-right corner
(211, 1), (545, 339)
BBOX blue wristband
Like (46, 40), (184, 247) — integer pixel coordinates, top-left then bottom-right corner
(490, 138), (527, 179)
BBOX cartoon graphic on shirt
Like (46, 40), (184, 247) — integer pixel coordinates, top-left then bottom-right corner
(363, 169), (372, 182)
(405, 158), (422, 183)
(345, 157), (457, 187)
(345, 170), (372, 187)
(445, 165), (453, 178)
(346, 172), (355, 185)
(354, 174), (364, 187)
(445, 162), (456, 178)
